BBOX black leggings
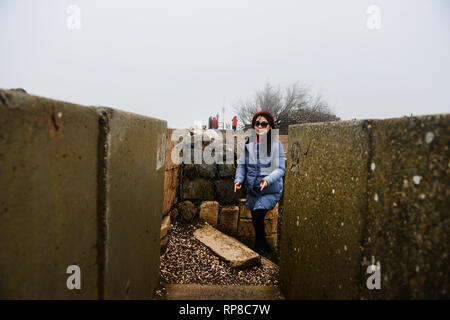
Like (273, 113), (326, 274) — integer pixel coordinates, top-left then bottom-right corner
(251, 209), (270, 253)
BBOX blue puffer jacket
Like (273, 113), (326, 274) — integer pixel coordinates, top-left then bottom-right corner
(234, 136), (286, 210)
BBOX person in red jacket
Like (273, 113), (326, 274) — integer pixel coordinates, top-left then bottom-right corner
(232, 116), (238, 131)
(212, 117), (218, 129)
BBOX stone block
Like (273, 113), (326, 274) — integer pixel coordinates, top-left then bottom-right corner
(238, 218), (255, 239)
(160, 235), (169, 254)
(163, 166), (179, 214)
(265, 203), (279, 220)
(183, 164), (198, 179)
(182, 177), (214, 200)
(199, 201), (219, 227)
(215, 179), (243, 204)
(193, 225), (260, 268)
(217, 163), (236, 178)
(161, 214), (171, 239)
(266, 234), (278, 251)
(177, 200), (197, 222)
(239, 199), (252, 219)
(264, 216), (278, 235)
(198, 164), (217, 178)
(218, 205), (239, 235)
(169, 207), (179, 222)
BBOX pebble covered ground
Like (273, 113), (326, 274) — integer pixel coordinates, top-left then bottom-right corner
(153, 218), (282, 300)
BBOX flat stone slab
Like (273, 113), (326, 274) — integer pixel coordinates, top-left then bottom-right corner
(193, 225), (260, 268)
(165, 284), (284, 300)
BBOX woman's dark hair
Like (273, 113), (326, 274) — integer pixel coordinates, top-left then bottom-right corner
(245, 114), (274, 157)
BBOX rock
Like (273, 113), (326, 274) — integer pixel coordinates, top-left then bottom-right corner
(169, 207), (179, 222)
(199, 201), (219, 227)
(161, 214), (171, 239)
(218, 205), (239, 235)
(239, 199), (251, 219)
(182, 177), (214, 200)
(265, 203), (279, 220)
(198, 164), (217, 178)
(193, 225), (260, 268)
(264, 216), (277, 235)
(215, 179), (242, 204)
(239, 200), (278, 220)
(237, 218), (255, 239)
(265, 234), (278, 251)
(177, 201), (197, 222)
(160, 235), (169, 253)
(260, 256), (278, 269)
(238, 217), (276, 237)
(217, 163), (236, 178)
(183, 164), (197, 179)
(163, 167), (179, 214)
(11, 88), (27, 93)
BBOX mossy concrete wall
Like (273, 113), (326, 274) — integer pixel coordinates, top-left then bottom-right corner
(280, 114), (449, 299)
(100, 108), (166, 299)
(0, 90), (99, 299)
(0, 89), (166, 299)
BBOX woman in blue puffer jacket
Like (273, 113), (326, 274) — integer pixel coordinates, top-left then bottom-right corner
(233, 110), (285, 255)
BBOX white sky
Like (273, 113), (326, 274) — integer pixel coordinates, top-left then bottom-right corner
(1, 0), (449, 128)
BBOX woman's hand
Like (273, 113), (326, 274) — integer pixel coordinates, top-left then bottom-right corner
(234, 182), (242, 193)
(260, 179), (268, 191)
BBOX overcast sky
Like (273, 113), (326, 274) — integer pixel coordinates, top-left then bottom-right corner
(1, 0), (449, 128)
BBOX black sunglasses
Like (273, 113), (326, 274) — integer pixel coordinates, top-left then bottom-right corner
(255, 121), (269, 128)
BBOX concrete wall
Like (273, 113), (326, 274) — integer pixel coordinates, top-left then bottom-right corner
(99, 108), (166, 299)
(280, 114), (449, 299)
(0, 89), (166, 299)
(0, 90), (99, 299)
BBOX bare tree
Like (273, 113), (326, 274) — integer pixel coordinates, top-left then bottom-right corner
(234, 82), (340, 134)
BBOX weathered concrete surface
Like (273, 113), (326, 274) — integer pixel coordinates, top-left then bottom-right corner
(100, 107), (166, 300)
(280, 120), (369, 300)
(165, 284), (284, 300)
(280, 115), (450, 299)
(194, 225), (260, 268)
(0, 90), (168, 300)
(0, 89), (99, 299)
(362, 115), (449, 299)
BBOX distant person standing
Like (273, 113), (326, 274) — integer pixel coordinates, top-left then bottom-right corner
(232, 116), (238, 131)
(208, 116), (213, 129)
(213, 116), (218, 129)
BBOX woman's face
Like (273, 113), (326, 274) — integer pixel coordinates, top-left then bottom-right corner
(254, 115), (272, 135)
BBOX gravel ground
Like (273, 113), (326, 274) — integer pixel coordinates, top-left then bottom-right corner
(153, 219), (281, 300)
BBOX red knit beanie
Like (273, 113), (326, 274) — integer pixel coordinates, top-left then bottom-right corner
(251, 110), (275, 128)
